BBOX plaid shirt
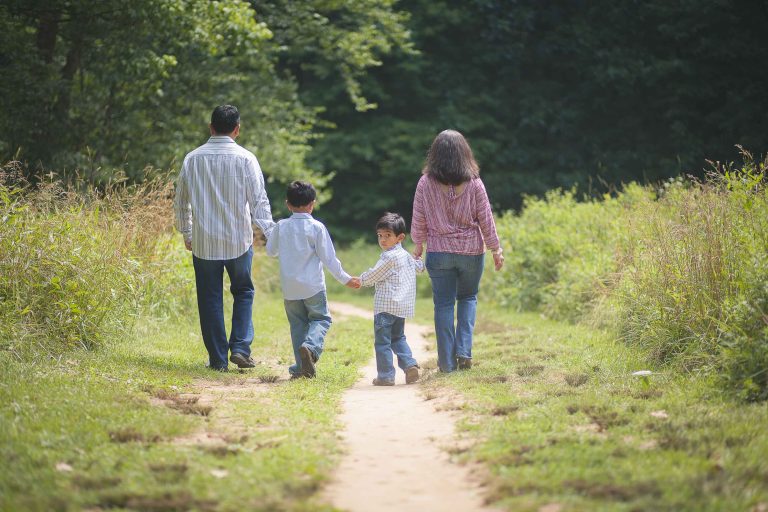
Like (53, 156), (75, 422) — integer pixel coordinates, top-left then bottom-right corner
(360, 243), (424, 318)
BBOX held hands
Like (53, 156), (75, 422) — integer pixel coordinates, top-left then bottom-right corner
(184, 239), (192, 251)
(346, 277), (362, 289)
(413, 243), (424, 259)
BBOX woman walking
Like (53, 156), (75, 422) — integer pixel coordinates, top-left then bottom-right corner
(411, 130), (504, 373)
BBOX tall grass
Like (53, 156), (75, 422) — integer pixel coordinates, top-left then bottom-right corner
(486, 150), (768, 400)
(0, 162), (194, 358)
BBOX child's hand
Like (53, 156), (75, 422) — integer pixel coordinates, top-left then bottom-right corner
(346, 277), (361, 289)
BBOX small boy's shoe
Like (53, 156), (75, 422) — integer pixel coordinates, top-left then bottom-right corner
(230, 353), (256, 368)
(372, 378), (395, 386)
(458, 357), (472, 370)
(405, 365), (420, 384)
(299, 345), (316, 378)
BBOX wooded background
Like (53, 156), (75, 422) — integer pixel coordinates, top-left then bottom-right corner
(2, 0), (767, 238)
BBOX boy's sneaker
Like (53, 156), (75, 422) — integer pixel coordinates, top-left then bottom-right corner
(458, 357), (472, 370)
(230, 353), (256, 368)
(299, 346), (316, 378)
(405, 365), (420, 384)
(372, 378), (395, 386)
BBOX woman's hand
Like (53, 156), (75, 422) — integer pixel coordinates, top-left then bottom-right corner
(413, 243), (424, 259)
(492, 248), (504, 271)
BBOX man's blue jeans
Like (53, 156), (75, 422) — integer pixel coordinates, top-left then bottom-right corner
(374, 312), (417, 382)
(425, 252), (485, 372)
(192, 246), (254, 370)
(284, 291), (331, 376)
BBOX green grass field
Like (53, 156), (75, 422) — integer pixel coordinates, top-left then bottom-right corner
(0, 296), (371, 512)
(419, 304), (768, 512)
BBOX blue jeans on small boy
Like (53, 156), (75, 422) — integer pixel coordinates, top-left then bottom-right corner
(426, 252), (485, 373)
(192, 246), (255, 370)
(284, 291), (331, 376)
(374, 312), (418, 382)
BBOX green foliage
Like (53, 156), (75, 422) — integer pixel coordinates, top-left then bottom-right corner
(0, 164), (193, 357)
(0, 0), (411, 193)
(307, 0), (768, 239)
(485, 152), (768, 400)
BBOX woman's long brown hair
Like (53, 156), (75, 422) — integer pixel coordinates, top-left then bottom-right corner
(422, 129), (480, 185)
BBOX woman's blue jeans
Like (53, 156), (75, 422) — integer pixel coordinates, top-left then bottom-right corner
(192, 246), (255, 370)
(425, 252), (485, 372)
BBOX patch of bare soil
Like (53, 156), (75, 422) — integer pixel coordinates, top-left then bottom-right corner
(323, 302), (499, 512)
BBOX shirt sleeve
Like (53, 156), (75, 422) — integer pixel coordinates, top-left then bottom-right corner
(265, 222), (279, 257)
(245, 156), (276, 237)
(474, 179), (500, 251)
(413, 256), (425, 274)
(173, 164), (192, 242)
(315, 225), (351, 284)
(410, 176), (427, 246)
(360, 255), (395, 287)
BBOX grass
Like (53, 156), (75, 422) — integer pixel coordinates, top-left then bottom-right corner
(419, 304), (768, 511)
(0, 292), (372, 512)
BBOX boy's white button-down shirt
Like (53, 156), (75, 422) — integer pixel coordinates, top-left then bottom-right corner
(360, 243), (424, 318)
(266, 213), (351, 300)
(174, 136), (275, 260)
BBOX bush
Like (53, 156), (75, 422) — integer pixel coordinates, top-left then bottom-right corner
(0, 163), (194, 357)
(485, 150), (768, 400)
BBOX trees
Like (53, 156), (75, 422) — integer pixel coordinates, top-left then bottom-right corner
(0, 0), (411, 190)
(307, 0), (768, 238)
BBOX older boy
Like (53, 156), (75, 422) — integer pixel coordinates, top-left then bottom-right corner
(358, 212), (423, 386)
(266, 181), (359, 378)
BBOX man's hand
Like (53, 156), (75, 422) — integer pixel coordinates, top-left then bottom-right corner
(184, 239), (192, 251)
(346, 277), (361, 289)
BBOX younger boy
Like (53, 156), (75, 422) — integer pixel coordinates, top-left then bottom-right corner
(266, 181), (359, 378)
(358, 212), (423, 386)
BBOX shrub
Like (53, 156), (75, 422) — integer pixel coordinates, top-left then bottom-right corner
(485, 150), (768, 400)
(0, 162), (193, 357)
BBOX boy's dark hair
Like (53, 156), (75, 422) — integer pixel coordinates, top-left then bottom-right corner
(376, 212), (406, 236)
(211, 105), (240, 134)
(286, 180), (316, 207)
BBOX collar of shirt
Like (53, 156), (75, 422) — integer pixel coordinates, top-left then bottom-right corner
(290, 212), (313, 219)
(383, 243), (403, 253)
(207, 135), (236, 144)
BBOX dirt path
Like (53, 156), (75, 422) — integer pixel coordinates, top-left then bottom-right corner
(323, 302), (496, 512)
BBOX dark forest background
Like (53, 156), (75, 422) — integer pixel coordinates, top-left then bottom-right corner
(2, 0), (767, 239)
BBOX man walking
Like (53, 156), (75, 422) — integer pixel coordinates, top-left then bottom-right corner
(174, 105), (275, 371)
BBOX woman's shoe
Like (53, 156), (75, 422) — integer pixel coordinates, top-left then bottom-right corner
(405, 365), (420, 384)
(372, 378), (395, 386)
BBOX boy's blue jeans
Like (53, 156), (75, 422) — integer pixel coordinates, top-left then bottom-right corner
(374, 312), (417, 382)
(284, 291), (331, 376)
(192, 246), (255, 370)
(426, 252), (485, 372)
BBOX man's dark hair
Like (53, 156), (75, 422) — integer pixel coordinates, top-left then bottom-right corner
(376, 212), (406, 236)
(286, 181), (316, 207)
(211, 105), (240, 134)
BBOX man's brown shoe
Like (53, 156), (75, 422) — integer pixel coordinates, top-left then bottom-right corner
(458, 357), (472, 370)
(230, 353), (256, 368)
(405, 365), (420, 384)
(372, 378), (395, 386)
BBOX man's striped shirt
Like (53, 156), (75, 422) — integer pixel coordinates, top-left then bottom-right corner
(174, 136), (275, 260)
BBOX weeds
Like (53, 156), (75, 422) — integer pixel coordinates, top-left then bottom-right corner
(486, 149), (768, 400)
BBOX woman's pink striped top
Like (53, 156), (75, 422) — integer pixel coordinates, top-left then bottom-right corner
(411, 174), (500, 255)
